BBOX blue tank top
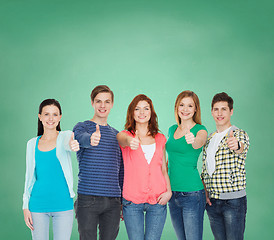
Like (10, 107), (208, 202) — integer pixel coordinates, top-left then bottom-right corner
(29, 136), (73, 212)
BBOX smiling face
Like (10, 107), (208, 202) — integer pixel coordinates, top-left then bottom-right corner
(211, 101), (233, 131)
(134, 100), (151, 124)
(92, 92), (113, 120)
(177, 97), (196, 122)
(38, 105), (62, 131)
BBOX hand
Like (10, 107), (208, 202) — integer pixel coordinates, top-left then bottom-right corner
(129, 130), (140, 150)
(227, 131), (239, 151)
(90, 124), (101, 146)
(157, 191), (172, 205)
(120, 204), (124, 221)
(185, 126), (195, 144)
(23, 209), (34, 231)
(205, 190), (212, 206)
(69, 132), (80, 152)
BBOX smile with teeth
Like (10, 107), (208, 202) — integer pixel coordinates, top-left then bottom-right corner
(98, 109), (107, 113)
(217, 117), (224, 121)
(181, 112), (190, 116)
(47, 122), (55, 125)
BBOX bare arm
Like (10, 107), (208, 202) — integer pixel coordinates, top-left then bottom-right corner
(117, 131), (131, 148)
(192, 130), (207, 149)
(117, 131), (139, 150)
(157, 147), (172, 205)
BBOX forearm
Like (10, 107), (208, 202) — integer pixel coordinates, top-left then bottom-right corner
(117, 132), (130, 148)
(192, 138), (205, 149)
(192, 130), (207, 149)
(164, 173), (172, 192)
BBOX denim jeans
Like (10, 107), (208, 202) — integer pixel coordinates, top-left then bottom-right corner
(31, 210), (73, 240)
(122, 198), (167, 240)
(168, 189), (206, 240)
(75, 194), (121, 240)
(206, 196), (247, 240)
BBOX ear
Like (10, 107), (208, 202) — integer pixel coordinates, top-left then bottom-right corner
(230, 108), (234, 116)
(38, 114), (41, 121)
(91, 100), (94, 108)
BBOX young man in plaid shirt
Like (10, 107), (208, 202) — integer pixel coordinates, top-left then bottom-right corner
(201, 92), (250, 240)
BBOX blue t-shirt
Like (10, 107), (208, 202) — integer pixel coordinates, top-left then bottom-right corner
(29, 136), (73, 212)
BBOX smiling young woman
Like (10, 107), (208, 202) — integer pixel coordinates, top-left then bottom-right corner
(166, 90), (208, 240)
(23, 99), (79, 240)
(117, 94), (172, 240)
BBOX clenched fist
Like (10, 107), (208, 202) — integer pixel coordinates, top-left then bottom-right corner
(129, 130), (140, 150)
(185, 126), (195, 144)
(227, 131), (240, 151)
(69, 132), (80, 152)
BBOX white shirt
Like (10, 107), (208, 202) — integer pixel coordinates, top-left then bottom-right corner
(206, 127), (231, 176)
(141, 143), (156, 164)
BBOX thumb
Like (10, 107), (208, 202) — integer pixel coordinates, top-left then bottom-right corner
(229, 131), (233, 138)
(96, 124), (100, 134)
(70, 132), (74, 140)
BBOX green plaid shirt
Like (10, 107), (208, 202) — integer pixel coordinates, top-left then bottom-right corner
(201, 126), (250, 199)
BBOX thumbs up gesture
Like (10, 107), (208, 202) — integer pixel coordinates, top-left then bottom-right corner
(70, 132), (80, 152)
(227, 131), (239, 150)
(129, 130), (140, 150)
(185, 126), (195, 144)
(90, 124), (101, 146)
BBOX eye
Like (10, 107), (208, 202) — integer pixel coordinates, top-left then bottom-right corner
(145, 107), (150, 110)
(180, 104), (184, 107)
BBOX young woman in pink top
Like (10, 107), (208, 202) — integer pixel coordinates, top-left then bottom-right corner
(117, 94), (172, 240)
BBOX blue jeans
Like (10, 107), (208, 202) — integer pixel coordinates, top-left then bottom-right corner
(206, 196), (247, 240)
(122, 198), (167, 240)
(31, 210), (73, 240)
(75, 194), (121, 240)
(168, 189), (206, 240)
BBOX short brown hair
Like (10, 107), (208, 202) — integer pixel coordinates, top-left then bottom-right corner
(124, 94), (159, 137)
(174, 90), (202, 125)
(211, 92), (233, 110)
(90, 85), (114, 102)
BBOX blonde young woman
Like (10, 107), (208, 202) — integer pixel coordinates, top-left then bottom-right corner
(166, 91), (207, 240)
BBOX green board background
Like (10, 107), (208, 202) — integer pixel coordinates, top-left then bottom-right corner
(1, 0), (273, 239)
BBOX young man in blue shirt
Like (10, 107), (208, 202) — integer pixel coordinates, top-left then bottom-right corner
(73, 85), (124, 240)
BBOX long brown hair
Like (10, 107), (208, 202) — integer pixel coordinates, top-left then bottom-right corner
(125, 94), (159, 137)
(37, 99), (62, 136)
(174, 90), (202, 125)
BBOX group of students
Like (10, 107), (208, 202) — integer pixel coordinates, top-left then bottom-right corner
(23, 85), (250, 240)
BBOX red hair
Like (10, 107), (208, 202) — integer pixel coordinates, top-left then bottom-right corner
(125, 94), (159, 137)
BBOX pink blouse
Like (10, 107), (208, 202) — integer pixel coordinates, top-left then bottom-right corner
(120, 131), (167, 204)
